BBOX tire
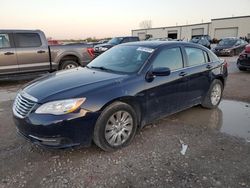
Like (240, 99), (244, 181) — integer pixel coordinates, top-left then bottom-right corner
(60, 60), (79, 70)
(239, 67), (247, 71)
(201, 80), (223, 109)
(93, 102), (138, 151)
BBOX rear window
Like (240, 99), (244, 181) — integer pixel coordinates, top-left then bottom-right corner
(0, 34), (10, 48)
(14, 33), (42, 48)
(185, 47), (206, 66)
(209, 51), (220, 62)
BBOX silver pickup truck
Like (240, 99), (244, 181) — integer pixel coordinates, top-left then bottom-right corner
(0, 30), (94, 77)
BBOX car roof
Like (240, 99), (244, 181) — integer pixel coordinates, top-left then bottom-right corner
(0, 29), (42, 33)
(121, 41), (203, 49)
(114, 36), (138, 38)
(222, 37), (238, 40)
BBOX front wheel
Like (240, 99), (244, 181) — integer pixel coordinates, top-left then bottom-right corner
(60, 60), (79, 70)
(201, 80), (223, 109)
(93, 102), (138, 151)
(239, 67), (247, 71)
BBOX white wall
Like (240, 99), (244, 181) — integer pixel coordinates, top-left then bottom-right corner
(210, 17), (250, 39)
(132, 23), (210, 41)
(132, 16), (250, 40)
(180, 23), (210, 41)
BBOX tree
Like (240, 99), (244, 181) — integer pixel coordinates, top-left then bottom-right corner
(139, 20), (152, 29)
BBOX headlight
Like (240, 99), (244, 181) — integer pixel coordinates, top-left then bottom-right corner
(222, 49), (231, 52)
(100, 47), (108, 51)
(35, 98), (86, 115)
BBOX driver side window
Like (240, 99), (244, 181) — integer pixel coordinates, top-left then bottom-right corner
(152, 47), (183, 71)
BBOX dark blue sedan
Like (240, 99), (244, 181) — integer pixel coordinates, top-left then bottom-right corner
(12, 41), (228, 151)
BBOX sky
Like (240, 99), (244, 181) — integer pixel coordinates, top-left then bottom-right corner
(1, 0), (250, 39)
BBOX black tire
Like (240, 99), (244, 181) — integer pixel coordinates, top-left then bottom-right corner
(239, 67), (247, 71)
(201, 80), (223, 109)
(60, 60), (79, 70)
(93, 102), (138, 151)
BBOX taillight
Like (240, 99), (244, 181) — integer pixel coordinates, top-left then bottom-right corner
(87, 48), (95, 58)
(245, 45), (250, 53)
(239, 51), (248, 60)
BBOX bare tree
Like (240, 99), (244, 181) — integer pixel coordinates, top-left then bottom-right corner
(139, 20), (152, 29)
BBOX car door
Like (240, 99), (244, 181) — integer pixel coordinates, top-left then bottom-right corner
(183, 46), (211, 105)
(13, 32), (50, 73)
(0, 33), (18, 75)
(144, 46), (188, 122)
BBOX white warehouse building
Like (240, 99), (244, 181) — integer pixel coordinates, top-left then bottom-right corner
(132, 15), (250, 41)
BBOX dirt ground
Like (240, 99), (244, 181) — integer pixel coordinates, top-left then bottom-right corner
(223, 71), (250, 103)
(0, 57), (249, 188)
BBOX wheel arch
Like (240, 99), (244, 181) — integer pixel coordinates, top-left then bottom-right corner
(99, 96), (143, 128)
(58, 54), (81, 69)
(214, 75), (225, 88)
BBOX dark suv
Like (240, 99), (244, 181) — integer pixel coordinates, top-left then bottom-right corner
(93, 36), (139, 57)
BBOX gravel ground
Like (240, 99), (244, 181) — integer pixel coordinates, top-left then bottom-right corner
(0, 57), (249, 188)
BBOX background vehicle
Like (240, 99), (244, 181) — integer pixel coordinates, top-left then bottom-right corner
(212, 37), (248, 56)
(93, 36), (139, 57)
(13, 41), (228, 151)
(147, 37), (173, 41)
(190, 36), (211, 49)
(237, 44), (250, 71)
(0, 30), (94, 78)
(47, 39), (60, 45)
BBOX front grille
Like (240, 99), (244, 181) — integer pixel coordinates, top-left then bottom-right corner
(13, 93), (36, 118)
(93, 51), (103, 57)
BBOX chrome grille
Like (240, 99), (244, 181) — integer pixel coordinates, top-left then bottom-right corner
(13, 92), (37, 118)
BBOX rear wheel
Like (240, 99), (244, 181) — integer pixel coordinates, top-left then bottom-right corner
(60, 60), (78, 70)
(93, 102), (138, 151)
(201, 80), (223, 109)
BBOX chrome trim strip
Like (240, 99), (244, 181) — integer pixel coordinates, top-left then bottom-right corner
(28, 135), (57, 142)
(20, 91), (38, 102)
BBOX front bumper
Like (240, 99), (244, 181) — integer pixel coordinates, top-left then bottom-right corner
(13, 109), (100, 148)
(214, 50), (232, 56)
(237, 57), (250, 69)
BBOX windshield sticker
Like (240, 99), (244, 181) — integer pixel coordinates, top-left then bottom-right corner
(137, 47), (154, 53)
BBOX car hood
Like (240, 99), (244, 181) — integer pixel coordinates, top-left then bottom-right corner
(22, 67), (126, 103)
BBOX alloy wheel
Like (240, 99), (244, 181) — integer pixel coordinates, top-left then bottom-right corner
(105, 111), (133, 146)
(210, 83), (222, 106)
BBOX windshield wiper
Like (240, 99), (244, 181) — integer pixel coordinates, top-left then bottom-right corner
(88, 66), (113, 72)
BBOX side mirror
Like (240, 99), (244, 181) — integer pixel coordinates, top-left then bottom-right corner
(146, 67), (171, 82)
(152, 67), (171, 76)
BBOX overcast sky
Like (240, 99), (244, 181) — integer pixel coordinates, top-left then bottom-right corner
(1, 0), (249, 39)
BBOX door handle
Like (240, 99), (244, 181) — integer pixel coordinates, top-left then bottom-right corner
(37, 50), (46, 54)
(179, 72), (187, 77)
(4, 52), (14, 55)
(206, 64), (213, 69)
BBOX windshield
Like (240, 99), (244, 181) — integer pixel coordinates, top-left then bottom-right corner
(108, 37), (123, 45)
(88, 45), (154, 74)
(218, 39), (236, 46)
